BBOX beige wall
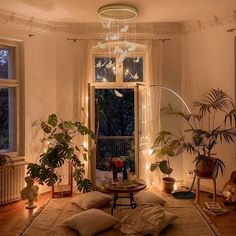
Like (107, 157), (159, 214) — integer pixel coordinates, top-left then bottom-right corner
(0, 24), (57, 165)
(182, 25), (236, 190)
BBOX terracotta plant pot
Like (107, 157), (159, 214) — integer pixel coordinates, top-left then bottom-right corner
(162, 177), (175, 193)
(196, 158), (215, 177)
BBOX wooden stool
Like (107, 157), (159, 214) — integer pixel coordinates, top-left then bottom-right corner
(196, 176), (216, 204)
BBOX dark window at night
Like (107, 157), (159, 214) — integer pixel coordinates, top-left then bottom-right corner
(95, 57), (116, 82)
(0, 88), (9, 149)
(0, 49), (10, 79)
(0, 45), (17, 152)
(123, 57), (143, 82)
(95, 89), (135, 171)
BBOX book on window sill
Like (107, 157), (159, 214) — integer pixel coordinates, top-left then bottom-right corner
(204, 202), (222, 212)
(203, 207), (228, 216)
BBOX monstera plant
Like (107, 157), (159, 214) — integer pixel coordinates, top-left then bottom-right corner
(27, 114), (94, 192)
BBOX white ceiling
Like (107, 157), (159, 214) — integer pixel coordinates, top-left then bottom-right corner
(0, 0), (235, 23)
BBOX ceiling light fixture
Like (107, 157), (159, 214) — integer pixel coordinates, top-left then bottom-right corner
(98, 4), (138, 21)
(95, 4), (138, 80)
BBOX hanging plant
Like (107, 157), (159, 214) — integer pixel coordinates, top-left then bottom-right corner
(27, 114), (94, 192)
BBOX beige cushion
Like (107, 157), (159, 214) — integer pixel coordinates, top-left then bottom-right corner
(156, 211), (178, 235)
(134, 190), (166, 206)
(71, 191), (113, 210)
(64, 209), (118, 236)
(120, 203), (165, 235)
(120, 204), (177, 235)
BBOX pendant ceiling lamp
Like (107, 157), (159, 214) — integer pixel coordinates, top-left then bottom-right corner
(95, 4), (138, 70)
(98, 4), (138, 21)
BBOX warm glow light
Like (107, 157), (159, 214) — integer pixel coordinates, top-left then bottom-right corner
(148, 149), (153, 156)
(85, 96), (89, 101)
(102, 77), (107, 82)
(46, 141), (50, 145)
(83, 142), (88, 148)
(145, 164), (149, 170)
(174, 183), (178, 190)
(43, 149), (47, 153)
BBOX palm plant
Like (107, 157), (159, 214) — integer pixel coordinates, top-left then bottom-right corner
(152, 89), (236, 177)
(27, 114), (94, 192)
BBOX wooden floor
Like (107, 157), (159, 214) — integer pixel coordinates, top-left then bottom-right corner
(0, 191), (235, 236)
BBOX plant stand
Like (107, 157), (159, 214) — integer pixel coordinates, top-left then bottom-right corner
(52, 163), (73, 198)
(196, 176), (216, 204)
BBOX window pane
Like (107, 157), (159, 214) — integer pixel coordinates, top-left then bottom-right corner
(0, 49), (9, 79)
(123, 57), (143, 82)
(95, 57), (116, 82)
(0, 88), (9, 149)
(0, 88), (16, 151)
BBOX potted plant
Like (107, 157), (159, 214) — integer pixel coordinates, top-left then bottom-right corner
(150, 131), (178, 193)
(151, 89), (236, 179)
(27, 114), (94, 192)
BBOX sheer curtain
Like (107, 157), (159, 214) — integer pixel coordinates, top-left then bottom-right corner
(74, 40), (92, 179)
(139, 39), (164, 185)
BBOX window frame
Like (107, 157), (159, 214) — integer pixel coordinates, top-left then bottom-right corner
(92, 51), (146, 86)
(0, 39), (23, 156)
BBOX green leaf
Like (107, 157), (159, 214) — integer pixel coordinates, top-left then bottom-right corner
(76, 178), (93, 192)
(83, 153), (88, 161)
(150, 163), (159, 172)
(48, 114), (58, 127)
(159, 160), (172, 175)
(41, 121), (52, 133)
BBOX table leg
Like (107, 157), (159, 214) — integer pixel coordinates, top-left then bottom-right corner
(111, 192), (118, 215)
(130, 192), (136, 208)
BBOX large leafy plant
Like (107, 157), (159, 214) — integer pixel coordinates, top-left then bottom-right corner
(151, 89), (236, 176)
(27, 114), (94, 192)
(150, 131), (180, 177)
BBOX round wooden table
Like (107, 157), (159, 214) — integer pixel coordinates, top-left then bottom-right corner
(104, 181), (146, 215)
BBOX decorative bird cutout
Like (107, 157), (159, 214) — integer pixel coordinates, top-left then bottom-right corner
(134, 57), (140, 63)
(121, 25), (129, 33)
(132, 73), (139, 80)
(117, 50), (128, 63)
(128, 43), (138, 52)
(102, 20), (111, 29)
(113, 46), (124, 55)
(95, 42), (106, 49)
(96, 75), (102, 80)
(105, 60), (115, 69)
(109, 33), (121, 41)
(114, 90), (123, 97)
(96, 60), (102, 68)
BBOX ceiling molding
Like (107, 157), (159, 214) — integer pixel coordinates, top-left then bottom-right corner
(181, 10), (236, 34)
(0, 9), (181, 37)
(1, 9), (236, 36)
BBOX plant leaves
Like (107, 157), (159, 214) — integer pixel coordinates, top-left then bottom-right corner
(48, 114), (58, 127)
(41, 121), (52, 133)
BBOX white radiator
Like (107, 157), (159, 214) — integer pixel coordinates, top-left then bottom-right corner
(0, 161), (26, 205)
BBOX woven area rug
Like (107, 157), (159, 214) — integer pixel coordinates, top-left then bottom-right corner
(19, 188), (220, 236)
